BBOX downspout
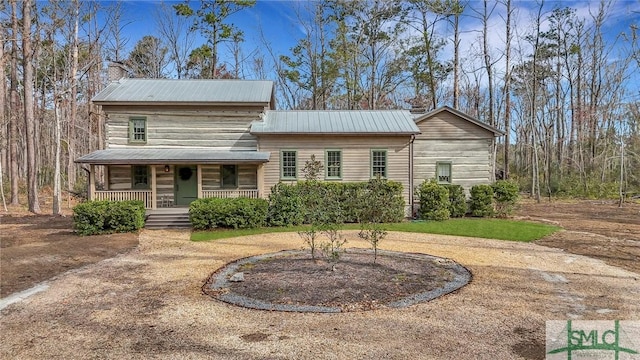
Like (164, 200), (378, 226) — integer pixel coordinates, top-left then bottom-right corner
(409, 134), (415, 218)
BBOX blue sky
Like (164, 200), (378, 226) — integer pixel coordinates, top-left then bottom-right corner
(108, 0), (640, 97)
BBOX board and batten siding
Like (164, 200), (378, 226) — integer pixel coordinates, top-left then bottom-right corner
(413, 110), (496, 193)
(258, 135), (413, 213)
(103, 107), (263, 151)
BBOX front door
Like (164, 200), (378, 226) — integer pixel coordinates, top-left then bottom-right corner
(175, 165), (198, 206)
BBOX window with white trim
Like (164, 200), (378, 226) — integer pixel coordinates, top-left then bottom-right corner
(436, 162), (452, 184)
(371, 149), (387, 178)
(281, 150), (297, 179)
(325, 150), (342, 179)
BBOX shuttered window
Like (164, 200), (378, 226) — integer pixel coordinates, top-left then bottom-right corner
(371, 150), (387, 178)
(129, 117), (147, 143)
(281, 150), (297, 180)
(325, 150), (342, 179)
(436, 162), (452, 184)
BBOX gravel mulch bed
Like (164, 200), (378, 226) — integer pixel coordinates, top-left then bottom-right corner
(205, 249), (471, 312)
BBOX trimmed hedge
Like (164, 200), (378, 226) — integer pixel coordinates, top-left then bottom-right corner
(189, 197), (268, 230)
(267, 179), (405, 227)
(415, 179), (450, 221)
(443, 184), (467, 218)
(73, 200), (146, 236)
(492, 180), (519, 217)
(469, 184), (495, 217)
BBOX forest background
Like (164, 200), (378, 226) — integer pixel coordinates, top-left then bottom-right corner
(1, 0), (639, 214)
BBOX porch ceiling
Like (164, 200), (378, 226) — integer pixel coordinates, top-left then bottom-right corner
(76, 148), (270, 165)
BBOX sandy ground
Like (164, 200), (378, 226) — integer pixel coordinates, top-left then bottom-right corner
(1, 230), (638, 359)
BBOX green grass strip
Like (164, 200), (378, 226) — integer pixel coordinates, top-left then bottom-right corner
(190, 218), (559, 242)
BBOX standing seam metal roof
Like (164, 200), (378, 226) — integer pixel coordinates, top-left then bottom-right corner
(92, 78), (275, 104)
(251, 110), (421, 135)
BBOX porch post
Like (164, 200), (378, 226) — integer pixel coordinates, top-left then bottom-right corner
(89, 164), (95, 201)
(257, 163), (264, 198)
(151, 165), (157, 209)
(104, 165), (110, 190)
(197, 164), (203, 198)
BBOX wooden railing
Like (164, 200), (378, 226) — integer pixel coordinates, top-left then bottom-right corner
(202, 189), (259, 199)
(94, 190), (153, 209)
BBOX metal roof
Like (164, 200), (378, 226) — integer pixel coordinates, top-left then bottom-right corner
(413, 106), (505, 136)
(76, 149), (270, 165)
(92, 78), (275, 105)
(251, 110), (421, 135)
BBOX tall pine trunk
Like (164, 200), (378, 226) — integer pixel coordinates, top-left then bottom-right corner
(22, 0), (41, 213)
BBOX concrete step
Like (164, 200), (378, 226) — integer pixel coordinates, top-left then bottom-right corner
(145, 211), (191, 229)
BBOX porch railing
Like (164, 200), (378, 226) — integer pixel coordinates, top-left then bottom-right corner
(202, 189), (259, 199)
(94, 190), (153, 209)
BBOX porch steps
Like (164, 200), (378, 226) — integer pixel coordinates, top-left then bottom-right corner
(145, 208), (191, 229)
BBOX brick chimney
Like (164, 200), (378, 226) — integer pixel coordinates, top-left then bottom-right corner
(107, 61), (128, 82)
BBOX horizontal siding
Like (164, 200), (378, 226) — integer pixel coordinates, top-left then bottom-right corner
(155, 165), (174, 206)
(258, 135), (412, 213)
(416, 111), (495, 140)
(201, 164), (257, 190)
(106, 111), (260, 150)
(108, 165), (132, 190)
(413, 139), (492, 193)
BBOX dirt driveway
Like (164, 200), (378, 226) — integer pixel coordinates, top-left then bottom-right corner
(1, 230), (639, 359)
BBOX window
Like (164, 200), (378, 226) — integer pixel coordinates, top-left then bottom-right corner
(281, 150), (297, 180)
(221, 165), (238, 188)
(436, 162), (452, 184)
(132, 166), (150, 189)
(325, 150), (342, 179)
(371, 150), (387, 178)
(129, 117), (147, 143)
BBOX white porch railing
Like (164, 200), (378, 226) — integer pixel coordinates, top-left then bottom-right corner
(202, 189), (259, 199)
(94, 190), (153, 209)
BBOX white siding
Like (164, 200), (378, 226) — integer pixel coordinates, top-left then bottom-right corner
(258, 135), (412, 214)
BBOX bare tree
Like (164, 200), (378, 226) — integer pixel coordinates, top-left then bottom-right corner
(9, 0), (20, 205)
(154, 2), (195, 79)
(22, 0), (41, 213)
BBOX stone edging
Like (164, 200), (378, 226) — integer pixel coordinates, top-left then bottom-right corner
(205, 248), (472, 313)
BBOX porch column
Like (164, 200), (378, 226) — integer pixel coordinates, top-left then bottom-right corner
(257, 163), (264, 199)
(151, 165), (157, 209)
(89, 164), (95, 201)
(197, 164), (203, 198)
(104, 165), (110, 190)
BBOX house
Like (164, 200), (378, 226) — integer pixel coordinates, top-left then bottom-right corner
(77, 75), (502, 216)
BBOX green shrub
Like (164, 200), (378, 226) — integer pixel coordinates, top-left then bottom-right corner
(359, 178), (405, 223)
(415, 179), (450, 221)
(73, 200), (145, 236)
(267, 182), (304, 226)
(492, 180), (519, 217)
(269, 180), (405, 227)
(469, 184), (494, 217)
(190, 197), (268, 230)
(443, 184), (467, 217)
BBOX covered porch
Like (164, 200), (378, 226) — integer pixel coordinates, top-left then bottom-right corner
(76, 148), (270, 209)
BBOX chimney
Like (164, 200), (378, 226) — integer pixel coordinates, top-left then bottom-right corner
(107, 61), (128, 82)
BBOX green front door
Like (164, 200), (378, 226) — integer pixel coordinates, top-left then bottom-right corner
(175, 165), (198, 206)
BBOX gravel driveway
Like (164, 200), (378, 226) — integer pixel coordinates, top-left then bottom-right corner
(1, 230), (638, 359)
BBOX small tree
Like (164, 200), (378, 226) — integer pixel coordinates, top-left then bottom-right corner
(416, 179), (450, 221)
(358, 177), (393, 263)
(317, 187), (346, 270)
(302, 154), (323, 181)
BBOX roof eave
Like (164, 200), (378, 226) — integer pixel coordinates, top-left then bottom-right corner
(93, 101), (271, 107)
(250, 131), (420, 136)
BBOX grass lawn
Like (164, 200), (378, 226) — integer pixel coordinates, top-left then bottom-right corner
(191, 218), (560, 242)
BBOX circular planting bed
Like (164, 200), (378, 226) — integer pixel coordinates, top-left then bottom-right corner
(204, 248), (471, 312)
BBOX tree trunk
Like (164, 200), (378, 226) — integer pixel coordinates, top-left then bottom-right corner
(67, 0), (80, 197)
(9, 0), (20, 205)
(22, 0), (41, 213)
(503, 0), (511, 179)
